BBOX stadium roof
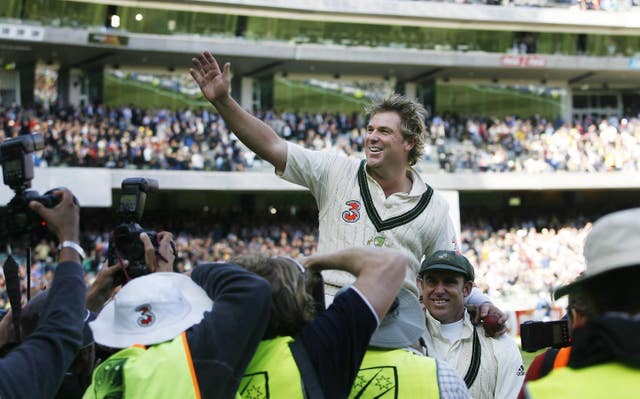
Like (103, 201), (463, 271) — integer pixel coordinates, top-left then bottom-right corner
(2, 25), (640, 89)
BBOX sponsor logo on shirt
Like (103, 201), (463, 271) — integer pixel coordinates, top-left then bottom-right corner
(517, 365), (525, 376)
(342, 200), (361, 223)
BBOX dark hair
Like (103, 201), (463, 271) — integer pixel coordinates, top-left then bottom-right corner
(578, 265), (640, 316)
(231, 255), (317, 339)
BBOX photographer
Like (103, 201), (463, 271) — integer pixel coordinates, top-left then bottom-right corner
(0, 188), (87, 398)
(84, 231), (272, 399)
(525, 208), (640, 398)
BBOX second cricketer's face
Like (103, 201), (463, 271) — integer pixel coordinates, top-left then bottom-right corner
(365, 111), (414, 172)
(419, 270), (473, 324)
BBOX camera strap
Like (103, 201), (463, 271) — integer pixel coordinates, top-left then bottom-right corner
(3, 255), (22, 342)
(540, 348), (560, 378)
(463, 326), (481, 389)
(290, 339), (325, 399)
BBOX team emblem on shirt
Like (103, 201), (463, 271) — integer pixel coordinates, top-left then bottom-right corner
(367, 235), (387, 247)
(342, 200), (361, 223)
(135, 304), (156, 327)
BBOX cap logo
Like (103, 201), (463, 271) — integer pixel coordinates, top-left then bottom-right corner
(135, 304), (156, 327)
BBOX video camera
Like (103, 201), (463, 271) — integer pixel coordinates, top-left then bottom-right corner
(107, 177), (173, 285)
(0, 133), (60, 247)
(520, 319), (571, 352)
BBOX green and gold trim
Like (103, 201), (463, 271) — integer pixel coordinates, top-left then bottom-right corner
(357, 160), (433, 232)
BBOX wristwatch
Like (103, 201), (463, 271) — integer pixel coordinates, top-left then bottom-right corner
(59, 241), (87, 261)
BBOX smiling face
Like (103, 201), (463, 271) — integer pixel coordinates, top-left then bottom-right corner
(365, 111), (414, 172)
(418, 270), (473, 324)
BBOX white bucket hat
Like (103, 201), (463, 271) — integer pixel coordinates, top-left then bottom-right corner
(555, 207), (640, 299)
(337, 286), (426, 348)
(369, 287), (426, 348)
(90, 272), (213, 348)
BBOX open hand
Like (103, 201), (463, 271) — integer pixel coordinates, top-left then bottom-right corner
(190, 52), (231, 104)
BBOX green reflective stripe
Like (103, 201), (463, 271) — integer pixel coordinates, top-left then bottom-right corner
(357, 160), (433, 233)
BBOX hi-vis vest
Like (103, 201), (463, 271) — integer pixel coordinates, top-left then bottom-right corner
(349, 348), (440, 398)
(238, 336), (304, 398)
(527, 362), (640, 398)
(83, 333), (200, 399)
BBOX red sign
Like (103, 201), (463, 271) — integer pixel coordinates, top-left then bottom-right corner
(500, 55), (547, 68)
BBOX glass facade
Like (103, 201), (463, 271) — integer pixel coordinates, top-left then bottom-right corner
(436, 82), (564, 119)
(2, 1), (639, 56)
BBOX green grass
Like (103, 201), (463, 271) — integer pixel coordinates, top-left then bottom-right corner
(436, 83), (562, 119)
(274, 78), (371, 113)
(104, 74), (210, 109)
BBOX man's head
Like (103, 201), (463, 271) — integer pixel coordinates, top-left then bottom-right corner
(555, 207), (640, 317)
(20, 291), (98, 399)
(418, 250), (474, 324)
(365, 94), (427, 167)
(89, 272), (212, 348)
(231, 255), (317, 339)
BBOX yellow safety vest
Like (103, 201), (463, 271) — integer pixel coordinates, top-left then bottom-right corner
(349, 348), (440, 398)
(527, 362), (640, 399)
(83, 333), (200, 399)
(238, 336), (304, 398)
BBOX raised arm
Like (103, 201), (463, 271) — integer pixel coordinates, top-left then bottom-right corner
(190, 52), (288, 173)
(303, 247), (407, 321)
(187, 262), (272, 399)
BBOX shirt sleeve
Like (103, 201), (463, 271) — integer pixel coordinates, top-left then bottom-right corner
(465, 287), (491, 306)
(279, 142), (346, 205)
(0, 261), (86, 399)
(436, 359), (472, 399)
(493, 336), (525, 399)
(187, 262), (272, 399)
(299, 287), (378, 399)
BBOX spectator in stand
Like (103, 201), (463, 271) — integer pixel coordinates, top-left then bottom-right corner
(2, 103), (640, 173)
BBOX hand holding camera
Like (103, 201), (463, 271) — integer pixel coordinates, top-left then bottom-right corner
(108, 178), (176, 285)
(28, 188), (80, 245)
(141, 231), (175, 273)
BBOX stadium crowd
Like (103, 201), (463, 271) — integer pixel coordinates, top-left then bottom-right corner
(1, 104), (639, 174)
(1, 76), (638, 396)
(0, 214), (592, 312)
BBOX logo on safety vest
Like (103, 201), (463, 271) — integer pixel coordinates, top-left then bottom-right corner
(342, 200), (361, 223)
(239, 371), (268, 399)
(350, 366), (398, 398)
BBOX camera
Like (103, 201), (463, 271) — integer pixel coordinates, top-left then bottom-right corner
(0, 133), (60, 246)
(107, 177), (168, 285)
(520, 319), (571, 352)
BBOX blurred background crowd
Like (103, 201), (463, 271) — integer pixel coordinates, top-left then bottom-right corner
(0, 211), (593, 312)
(1, 104), (639, 174)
